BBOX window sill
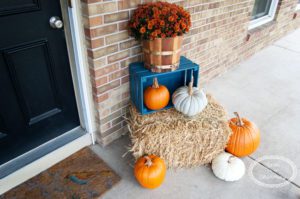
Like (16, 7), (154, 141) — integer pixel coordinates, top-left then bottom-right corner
(247, 21), (276, 39)
(248, 15), (275, 30)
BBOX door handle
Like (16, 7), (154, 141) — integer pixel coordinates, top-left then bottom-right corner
(49, 16), (63, 29)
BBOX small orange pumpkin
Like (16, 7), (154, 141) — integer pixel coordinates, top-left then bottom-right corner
(134, 155), (166, 189)
(226, 112), (260, 157)
(144, 78), (170, 110)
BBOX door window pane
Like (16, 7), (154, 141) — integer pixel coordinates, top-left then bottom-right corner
(251, 0), (272, 20)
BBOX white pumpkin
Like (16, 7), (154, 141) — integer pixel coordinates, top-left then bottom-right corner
(172, 76), (207, 117)
(212, 152), (245, 182)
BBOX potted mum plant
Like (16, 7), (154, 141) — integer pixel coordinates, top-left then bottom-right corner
(128, 2), (191, 73)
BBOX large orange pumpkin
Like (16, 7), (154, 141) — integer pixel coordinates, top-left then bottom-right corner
(144, 78), (170, 110)
(134, 155), (166, 189)
(226, 112), (260, 157)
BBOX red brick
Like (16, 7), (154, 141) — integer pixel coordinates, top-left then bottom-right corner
(118, 21), (128, 31)
(121, 75), (129, 84)
(105, 32), (129, 45)
(86, 38), (104, 49)
(83, 16), (103, 28)
(119, 39), (139, 50)
(97, 80), (120, 94)
(86, 24), (118, 38)
(88, 44), (118, 59)
(83, 2), (117, 16)
(107, 50), (130, 63)
(104, 11), (129, 23)
(94, 93), (109, 103)
(93, 63), (120, 77)
(94, 76), (108, 87)
(118, 0), (141, 10)
(108, 68), (128, 81)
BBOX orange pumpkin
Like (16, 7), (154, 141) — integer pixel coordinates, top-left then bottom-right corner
(226, 112), (260, 157)
(144, 78), (170, 110)
(134, 155), (166, 189)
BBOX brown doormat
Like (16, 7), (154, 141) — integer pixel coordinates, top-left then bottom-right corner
(1, 148), (120, 199)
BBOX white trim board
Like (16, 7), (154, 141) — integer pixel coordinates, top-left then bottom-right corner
(63, 0), (96, 144)
(0, 133), (92, 194)
(249, 0), (279, 30)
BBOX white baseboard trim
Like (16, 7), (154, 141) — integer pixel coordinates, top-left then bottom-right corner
(0, 133), (92, 195)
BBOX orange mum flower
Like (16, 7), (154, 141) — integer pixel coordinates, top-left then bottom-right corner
(128, 1), (191, 40)
(171, 9), (177, 15)
(162, 8), (168, 15)
(168, 16), (175, 22)
(139, 27), (146, 34)
(152, 7), (159, 13)
(174, 24), (180, 32)
(151, 31), (158, 38)
(181, 22), (186, 29)
(148, 23), (153, 30)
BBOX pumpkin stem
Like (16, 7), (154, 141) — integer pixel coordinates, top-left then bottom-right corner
(152, 77), (159, 89)
(234, 112), (243, 126)
(144, 156), (152, 167)
(188, 75), (194, 95)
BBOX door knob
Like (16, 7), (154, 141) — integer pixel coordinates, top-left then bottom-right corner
(49, 16), (63, 29)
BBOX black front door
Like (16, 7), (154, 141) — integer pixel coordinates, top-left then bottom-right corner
(0, 0), (80, 164)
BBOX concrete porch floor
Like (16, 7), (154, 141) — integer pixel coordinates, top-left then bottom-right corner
(91, 29), (300, 199)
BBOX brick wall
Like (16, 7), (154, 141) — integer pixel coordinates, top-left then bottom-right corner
(81, 0), (300, 145)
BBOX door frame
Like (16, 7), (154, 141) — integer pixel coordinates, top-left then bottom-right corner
(61, 0), (96, 143)
(0, 0), (96, 194)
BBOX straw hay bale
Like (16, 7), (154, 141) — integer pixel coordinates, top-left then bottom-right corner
(127, 94), (232, 168)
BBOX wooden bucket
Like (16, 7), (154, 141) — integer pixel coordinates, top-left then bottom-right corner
(142, 36), (183, 73)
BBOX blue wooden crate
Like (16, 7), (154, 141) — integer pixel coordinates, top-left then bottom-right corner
(129, 56), (200, 115)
